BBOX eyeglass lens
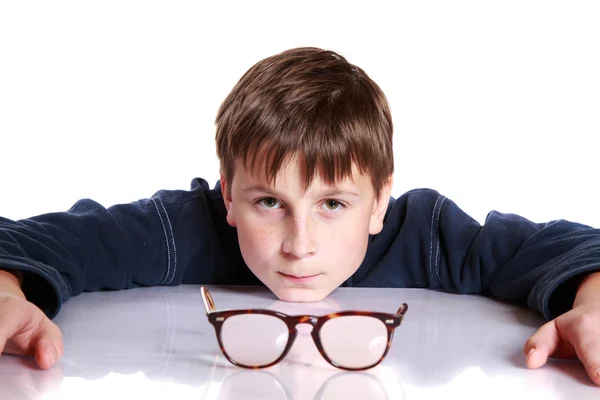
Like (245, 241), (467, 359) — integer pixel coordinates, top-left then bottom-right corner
(320, 316), (388, 368)
(221, 314), (289, 366)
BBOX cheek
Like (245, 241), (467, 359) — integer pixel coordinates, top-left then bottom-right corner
(325, 215), (370, 265)
(338, 228), (369, 263)
(235, 214), (280, 262)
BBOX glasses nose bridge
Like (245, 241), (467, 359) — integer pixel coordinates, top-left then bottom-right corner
(294, 315), (318, 333)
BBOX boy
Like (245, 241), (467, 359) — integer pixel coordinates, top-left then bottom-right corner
(1, 47), (600, 384)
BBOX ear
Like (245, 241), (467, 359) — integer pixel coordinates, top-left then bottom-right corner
(220, 174), (237, 228)
(368, 176), (394, 235)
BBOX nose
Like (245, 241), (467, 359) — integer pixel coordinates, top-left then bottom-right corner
(282, 216), (317, 259)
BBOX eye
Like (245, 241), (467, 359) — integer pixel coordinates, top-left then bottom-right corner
(323, 199), (344, 211)
(257, 197), (280, 209)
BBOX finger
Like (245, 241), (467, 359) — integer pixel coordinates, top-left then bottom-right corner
(524, 320), (560, 369)
(33, 324), (64, 370)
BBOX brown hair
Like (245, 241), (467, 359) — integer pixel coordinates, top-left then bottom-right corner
(215, 47), (393, 201)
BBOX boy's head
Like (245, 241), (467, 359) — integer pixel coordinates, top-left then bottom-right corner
(215, 47), (394, 302)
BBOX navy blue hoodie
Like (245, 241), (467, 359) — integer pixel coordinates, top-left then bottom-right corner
(1, 178), (599, 320)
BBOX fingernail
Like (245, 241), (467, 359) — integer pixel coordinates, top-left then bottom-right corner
(526, 347), (536, 363)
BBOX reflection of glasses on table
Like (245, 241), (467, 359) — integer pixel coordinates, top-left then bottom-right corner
(201, 287), (409, 371)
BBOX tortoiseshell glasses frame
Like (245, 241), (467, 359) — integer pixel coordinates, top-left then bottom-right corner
(201, 286), (409, 371)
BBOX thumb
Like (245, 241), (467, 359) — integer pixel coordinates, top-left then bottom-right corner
(524, 320), (563, 369)
(32, 322), (64, 370)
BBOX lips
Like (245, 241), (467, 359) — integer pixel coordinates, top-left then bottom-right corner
(277, 271), (322, 283)
(279, 272), (319, 279)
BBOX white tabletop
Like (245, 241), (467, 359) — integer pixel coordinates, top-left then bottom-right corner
(0, 285), (597, 400)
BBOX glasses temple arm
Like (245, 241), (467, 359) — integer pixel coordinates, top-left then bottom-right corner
(201, 286), (216, 314)
(396, 303), (408, 317)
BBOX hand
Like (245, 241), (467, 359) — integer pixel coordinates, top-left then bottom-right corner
(0, 271), (64, 370)
(524, 272), (600, 385)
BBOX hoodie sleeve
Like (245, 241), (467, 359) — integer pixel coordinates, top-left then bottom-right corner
(0, 178), (242, 319)
(355, 189), (600, 321)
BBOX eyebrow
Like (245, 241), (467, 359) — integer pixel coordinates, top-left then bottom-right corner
(242, 184), (361, 198)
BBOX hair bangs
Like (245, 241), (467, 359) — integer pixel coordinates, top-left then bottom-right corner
(241, 121), (363, 194)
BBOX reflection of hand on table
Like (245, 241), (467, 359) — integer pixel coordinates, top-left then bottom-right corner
(0, 356), (63, 400)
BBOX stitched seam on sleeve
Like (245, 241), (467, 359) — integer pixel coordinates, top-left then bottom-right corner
(434, 196), (447, 285)
(151, 198), (171, 285)
(429, 195), (443, 287)
(156, 198), (177, 284)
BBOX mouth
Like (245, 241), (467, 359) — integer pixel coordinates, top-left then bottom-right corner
(277, 272), (322, 284)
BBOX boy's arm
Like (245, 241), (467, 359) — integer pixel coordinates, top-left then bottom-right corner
(356, 189), (600, 321)
(0, 178), (238, 320)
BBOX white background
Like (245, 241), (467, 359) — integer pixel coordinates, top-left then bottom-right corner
(1, 1), (598, 226)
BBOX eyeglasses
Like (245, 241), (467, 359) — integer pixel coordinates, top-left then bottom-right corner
(201, 287), (408, 371)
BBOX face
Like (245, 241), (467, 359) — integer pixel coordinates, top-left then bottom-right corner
(221, 155), (392, 302)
